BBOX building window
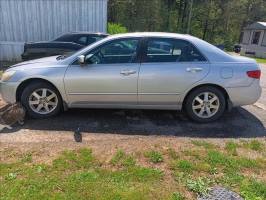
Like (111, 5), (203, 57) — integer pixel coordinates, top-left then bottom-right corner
(239, 32), (244, 43)
(241, 30), (251, 44)
(251, 31), (261, 45)
(262, 31), (266, 47)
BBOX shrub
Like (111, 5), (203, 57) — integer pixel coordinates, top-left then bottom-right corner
(107, 23), (127, 35)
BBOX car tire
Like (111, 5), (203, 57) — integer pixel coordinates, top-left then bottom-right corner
(21, 81), (62, 119)
(184, 86), (226, 123)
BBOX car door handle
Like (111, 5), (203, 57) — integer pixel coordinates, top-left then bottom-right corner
(120, 69), (137, 76)
(186, 67), (203, 73)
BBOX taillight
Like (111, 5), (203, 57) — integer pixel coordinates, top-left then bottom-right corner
(247, 70), (261, 79)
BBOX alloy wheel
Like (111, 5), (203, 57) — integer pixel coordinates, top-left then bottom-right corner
(28, 88), (58, 114)
(192, 92), (220, 119)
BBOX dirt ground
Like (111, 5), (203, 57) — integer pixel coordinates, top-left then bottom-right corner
(0, 65), (266, 163)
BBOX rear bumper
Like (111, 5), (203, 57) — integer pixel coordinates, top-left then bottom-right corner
(0, 81), (18, 104)
(226, 80), (262, 107)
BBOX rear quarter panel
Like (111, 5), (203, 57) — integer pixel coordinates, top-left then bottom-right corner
(178, 61), (261, 106)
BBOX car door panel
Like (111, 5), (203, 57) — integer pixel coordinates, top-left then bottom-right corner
(138, 62), (209, 105)
(64, 63), (139, 105)
(138, 38), (210, 105)
(64, 38), (141, 107)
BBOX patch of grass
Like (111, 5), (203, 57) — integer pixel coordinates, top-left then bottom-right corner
(0, 149), (165, 200)
(182, 149), (201, 159)
(20, 153), (32, 163)
(242, 140), (264, 152)
(110, 149), (126, 164)
(255, 57), (266, 64)
(52, 148), (95, 170)
(171, 192), (185, 200)
(191, 140), (216, 149)
(176, 160), (194, 172)
(110, 149), (136, 167)
(144, 150), (163, 163)
(206, 150), (261, 171)
(194, 162), (212, 173)
(0, 70), (3, 78)
(1, 144), (266, 199)
(240, 179), (266, 200)
(225, 141), (238, 156)
(167, 148), (179, 160)
(186, 177), (212, 196)
(220, 171), (245, 187)
(206, 150), (231, 166)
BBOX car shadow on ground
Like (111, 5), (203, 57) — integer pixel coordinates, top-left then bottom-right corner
(1, 107), (266, 138)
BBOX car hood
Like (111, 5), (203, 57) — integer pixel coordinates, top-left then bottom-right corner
(11, 56), (60, 68)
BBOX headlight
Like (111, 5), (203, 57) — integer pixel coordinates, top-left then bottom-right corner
(1, 70), (16, 82)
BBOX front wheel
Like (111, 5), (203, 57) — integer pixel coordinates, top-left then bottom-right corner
(21, 82), (62, 118)
(184, 86), (226, 123)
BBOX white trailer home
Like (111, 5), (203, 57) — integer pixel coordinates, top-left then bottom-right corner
(240, 22), (266, 59)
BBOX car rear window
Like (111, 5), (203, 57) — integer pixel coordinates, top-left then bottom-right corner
(145, 38), (207, 63)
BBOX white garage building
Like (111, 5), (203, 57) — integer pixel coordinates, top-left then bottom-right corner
(0, 0), (108, 61)
(240, 22), (266, 58)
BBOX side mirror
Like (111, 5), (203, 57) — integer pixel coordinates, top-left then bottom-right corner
(77, 55), (85, 65)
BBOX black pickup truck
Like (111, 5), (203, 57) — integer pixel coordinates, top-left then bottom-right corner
(21, 32), (108, 61)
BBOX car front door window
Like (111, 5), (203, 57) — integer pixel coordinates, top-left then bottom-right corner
(85, 39), (139, 64)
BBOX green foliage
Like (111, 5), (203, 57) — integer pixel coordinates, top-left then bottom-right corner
(108, 0), (266, 48)
(194, 162), (212, 173)
(5, 172), (17, 180)
(144, 150), (163, 163)
(225, 141), (238, 156)
(0, 149), (164, 200)
(52, 148), (94, 170)
(206, 150), (261, 171)
(176, 160), (194, 172)
(171, 192), (185, 200)
(20, 153), (32, 163)
(240, 179), (266, 200)
(186, 177), (211, 196)
(107, 23), (127, 35)
(110, 149), (136, 167)
(1, 144), (266, 199)
(244, 140), (264, 152)
(255, 58), (266, 64)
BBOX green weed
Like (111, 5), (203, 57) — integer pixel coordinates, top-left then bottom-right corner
(144, 150), (163, 163)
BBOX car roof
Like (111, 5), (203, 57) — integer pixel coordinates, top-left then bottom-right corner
(107, 32), (193, 40)
(66, 32), (236, 63)
(67, 32), (109, 36)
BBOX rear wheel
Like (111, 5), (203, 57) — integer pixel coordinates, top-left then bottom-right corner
(21, 82), (62, 118)
(184, 86), (226, 122)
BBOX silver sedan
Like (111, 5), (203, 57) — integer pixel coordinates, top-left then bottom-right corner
(0, 33), (262, 122)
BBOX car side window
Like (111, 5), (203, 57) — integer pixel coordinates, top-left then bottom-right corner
(145, 38), (206, 62)
(87, 36), (104, 45)
(76, 36), (87, 45)
(85, 39), (139, 64)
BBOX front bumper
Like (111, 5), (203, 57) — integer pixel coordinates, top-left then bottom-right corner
(0, 81), (18, 104)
